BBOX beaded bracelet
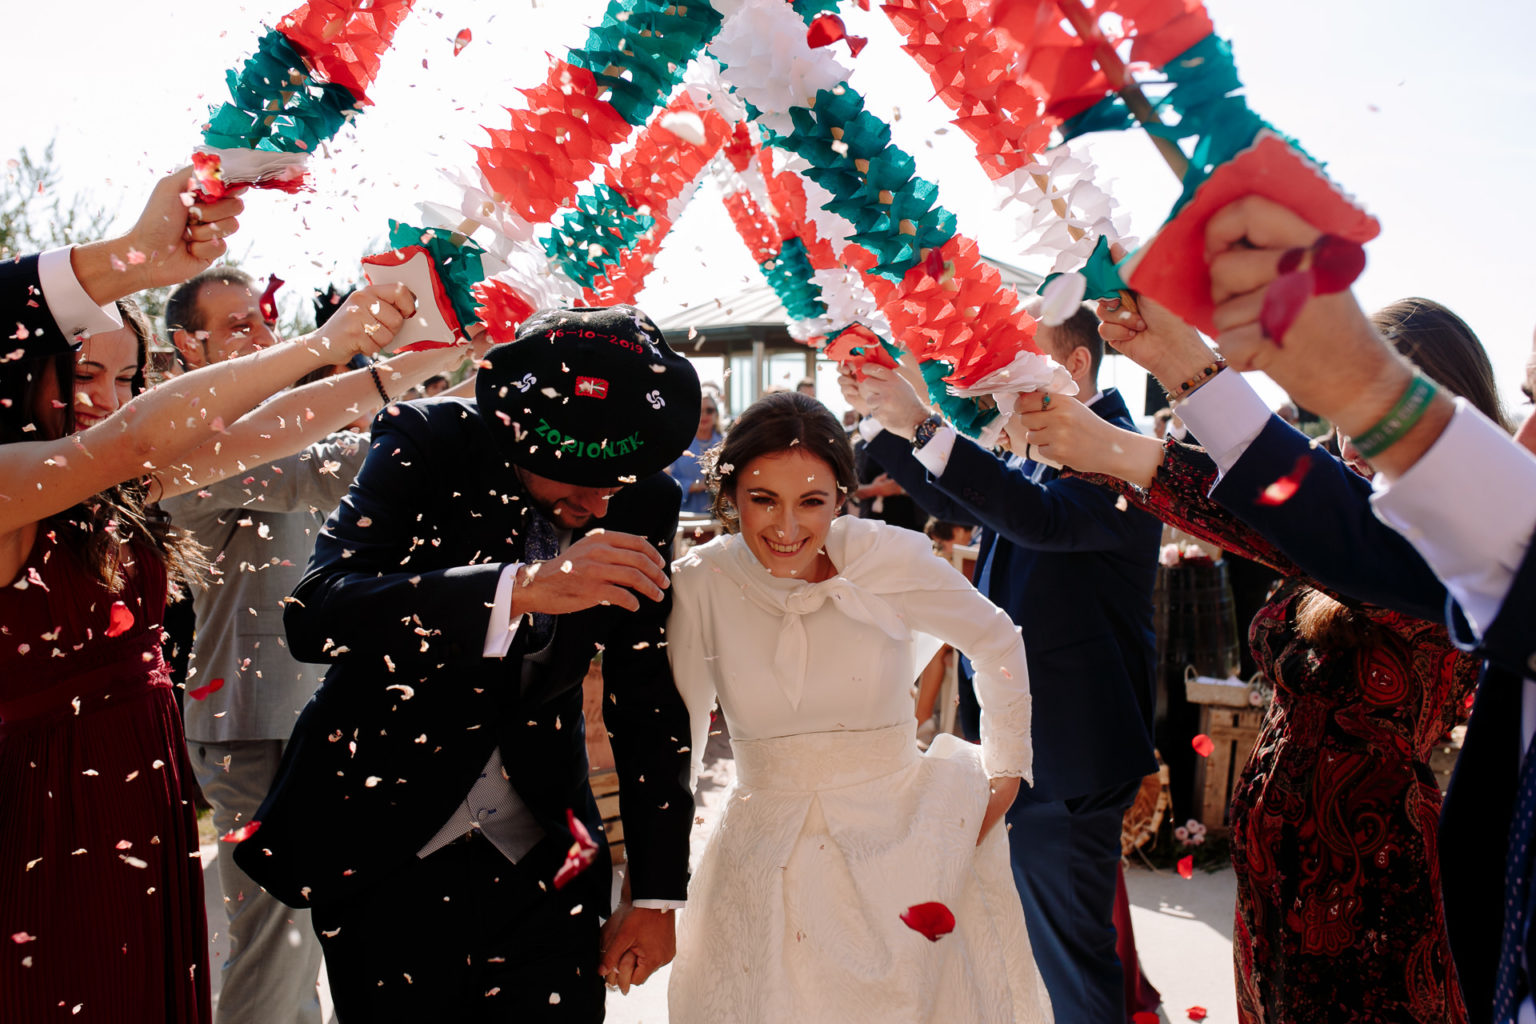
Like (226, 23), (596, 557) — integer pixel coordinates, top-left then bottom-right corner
(367, 363), (391, 406)
(1349, 374), (1438, 459)
(1164, 359), (1225, 406)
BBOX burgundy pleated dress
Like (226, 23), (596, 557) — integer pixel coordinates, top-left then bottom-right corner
(1, 529), (210, 1021)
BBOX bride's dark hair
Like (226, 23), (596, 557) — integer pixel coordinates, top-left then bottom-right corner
(704, 391), (857, 532)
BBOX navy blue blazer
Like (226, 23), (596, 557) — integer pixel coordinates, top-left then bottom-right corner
(1, 254), (75, 358)
(235, 398), (695, 915)
(1209, 414), (1520, 1023)
(867, 388), (1161, 802)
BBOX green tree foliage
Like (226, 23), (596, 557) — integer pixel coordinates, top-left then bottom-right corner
(0, 142), (116, 260)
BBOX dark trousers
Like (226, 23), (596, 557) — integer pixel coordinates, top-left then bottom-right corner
(313, 833), (605, 1023)
(1007, 780), (1141, 1023)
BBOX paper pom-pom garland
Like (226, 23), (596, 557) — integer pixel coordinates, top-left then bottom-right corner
(198, 1), (413, 195)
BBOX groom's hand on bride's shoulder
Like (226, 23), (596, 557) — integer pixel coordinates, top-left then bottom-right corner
(510, 530), (669, 617)
(599, 903), (677, 994)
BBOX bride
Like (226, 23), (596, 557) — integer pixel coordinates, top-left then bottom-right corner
(665, 391), (1052, 1023)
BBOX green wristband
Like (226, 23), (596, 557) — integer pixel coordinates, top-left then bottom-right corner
(1349, 374), (1438, 459)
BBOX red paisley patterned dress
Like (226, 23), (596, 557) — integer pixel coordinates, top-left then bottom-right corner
(1085, 442), (1479, 1023)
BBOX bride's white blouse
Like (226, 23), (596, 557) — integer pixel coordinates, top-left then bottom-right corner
(667, 515), (1033, 783)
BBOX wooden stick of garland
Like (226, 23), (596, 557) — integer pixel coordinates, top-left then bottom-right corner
(1054, 0), (1190, 180)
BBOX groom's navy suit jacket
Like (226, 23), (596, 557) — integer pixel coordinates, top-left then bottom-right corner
(235, 398), (694, 915)
(1, 254), (70, 347)
(1209, 413), (1532, 1024)
(868, 388), (1161, 802)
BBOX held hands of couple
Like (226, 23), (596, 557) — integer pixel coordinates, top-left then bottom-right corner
(599, 903), (676, 994)
(512, 530), (668, 619)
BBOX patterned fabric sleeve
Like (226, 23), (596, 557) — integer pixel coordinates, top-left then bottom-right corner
(1074, 439), (1302, 579)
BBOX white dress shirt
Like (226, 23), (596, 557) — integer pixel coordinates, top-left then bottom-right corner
(36, 247), (123, 337)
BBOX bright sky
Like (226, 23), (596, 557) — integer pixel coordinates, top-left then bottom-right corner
(9, 0), (1535, 420)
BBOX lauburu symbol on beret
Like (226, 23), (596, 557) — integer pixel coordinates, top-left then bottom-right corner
(514, 373), (536, 393)
(645, 389), (666, 409)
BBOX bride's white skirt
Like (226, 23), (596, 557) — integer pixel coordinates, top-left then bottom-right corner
(668, 725), (1052, 1023)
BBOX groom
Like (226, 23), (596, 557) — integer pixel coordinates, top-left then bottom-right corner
(237, 306), (701, 1021)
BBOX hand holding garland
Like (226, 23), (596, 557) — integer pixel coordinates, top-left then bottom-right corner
(70, 168), (246, 307)
(1204, 196), (1452, 483)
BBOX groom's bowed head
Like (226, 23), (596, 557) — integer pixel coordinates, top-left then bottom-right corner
(476, 304), (701, 487)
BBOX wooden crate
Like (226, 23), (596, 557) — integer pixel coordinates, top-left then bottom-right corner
(1191, 705), (1265, 832)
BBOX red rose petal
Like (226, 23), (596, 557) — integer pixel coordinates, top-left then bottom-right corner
(187, 677), (226, 701)
(1187, 1007), (1209, 1021)
(899, 901), (956, 941)
(1256, 455), (1313, 506)
(453, 28), (472, 56)
(1177, 855), (1194, 880)
(1311, 235), (1367, 294)
(1133, 1014), (1159, 1024)
(104, 601), (134, 638)
(220, 820), (261, 843)
(1191, 733), (1215, 758)
(1276, 246), (1305, 275)
(553, 808), (599, 889)
(11, 931), (36, 944)
(924, 247), (946, 280)
(846, 34), (869, 57)
(1258, 269), (1314, 346)
(806, 13), (847, 49)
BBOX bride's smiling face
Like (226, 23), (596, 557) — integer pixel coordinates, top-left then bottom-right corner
(733, 448), (841, 581)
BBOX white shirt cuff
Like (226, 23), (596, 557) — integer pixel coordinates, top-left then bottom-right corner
(1170, 370), (1271, 477)
(912, 424), (959, 476)
(37, 247), (123, 338)
(632, 899), (686, 910)
(856, 415), (884, 443)
(483, 563), (523, 657)
(1370, 398), (1536, 636)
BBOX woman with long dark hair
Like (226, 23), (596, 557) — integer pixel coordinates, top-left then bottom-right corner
(1011, 295), (1500, 1022)
(0, 276), (415, 1021)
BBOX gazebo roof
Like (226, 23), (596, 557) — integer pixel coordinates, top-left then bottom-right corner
(655, 253), (1045, 346)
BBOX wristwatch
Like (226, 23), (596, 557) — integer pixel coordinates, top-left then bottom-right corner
(911, 415), (944, 450)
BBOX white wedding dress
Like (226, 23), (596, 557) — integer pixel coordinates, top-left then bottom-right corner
(665, 516), (1052, 1023)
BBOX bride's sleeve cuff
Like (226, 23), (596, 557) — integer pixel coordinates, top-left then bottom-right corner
(633, 898), (686, 910)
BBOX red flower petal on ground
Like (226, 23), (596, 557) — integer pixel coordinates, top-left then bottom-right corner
(187, 677), (226, 701)
(1177, 855), (1194, 880)
(1256, 456), (1313, 506)
(104, 601), (134, 638)
(1132, 1013), (1159, 1024)
(1191, 733), (1215, 758)
(1310, 235), (1367, 294)
(1258, 269), (1314, 345)
(806, 13), (847, 49)
(453, 28), (472, 56)
(1187, 1007), (1209, 1021)
(220, 821), (261, 843)
(553, 808), (599, 889)
(899, 901), (956, 941)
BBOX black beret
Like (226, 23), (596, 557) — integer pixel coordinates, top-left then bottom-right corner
(475, 305), (701, 486)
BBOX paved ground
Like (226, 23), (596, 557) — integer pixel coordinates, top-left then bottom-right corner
(202, 731), (1242, 1023)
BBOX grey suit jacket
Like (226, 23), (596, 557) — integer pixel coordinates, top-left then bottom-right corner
(161, 432), (368, 743)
